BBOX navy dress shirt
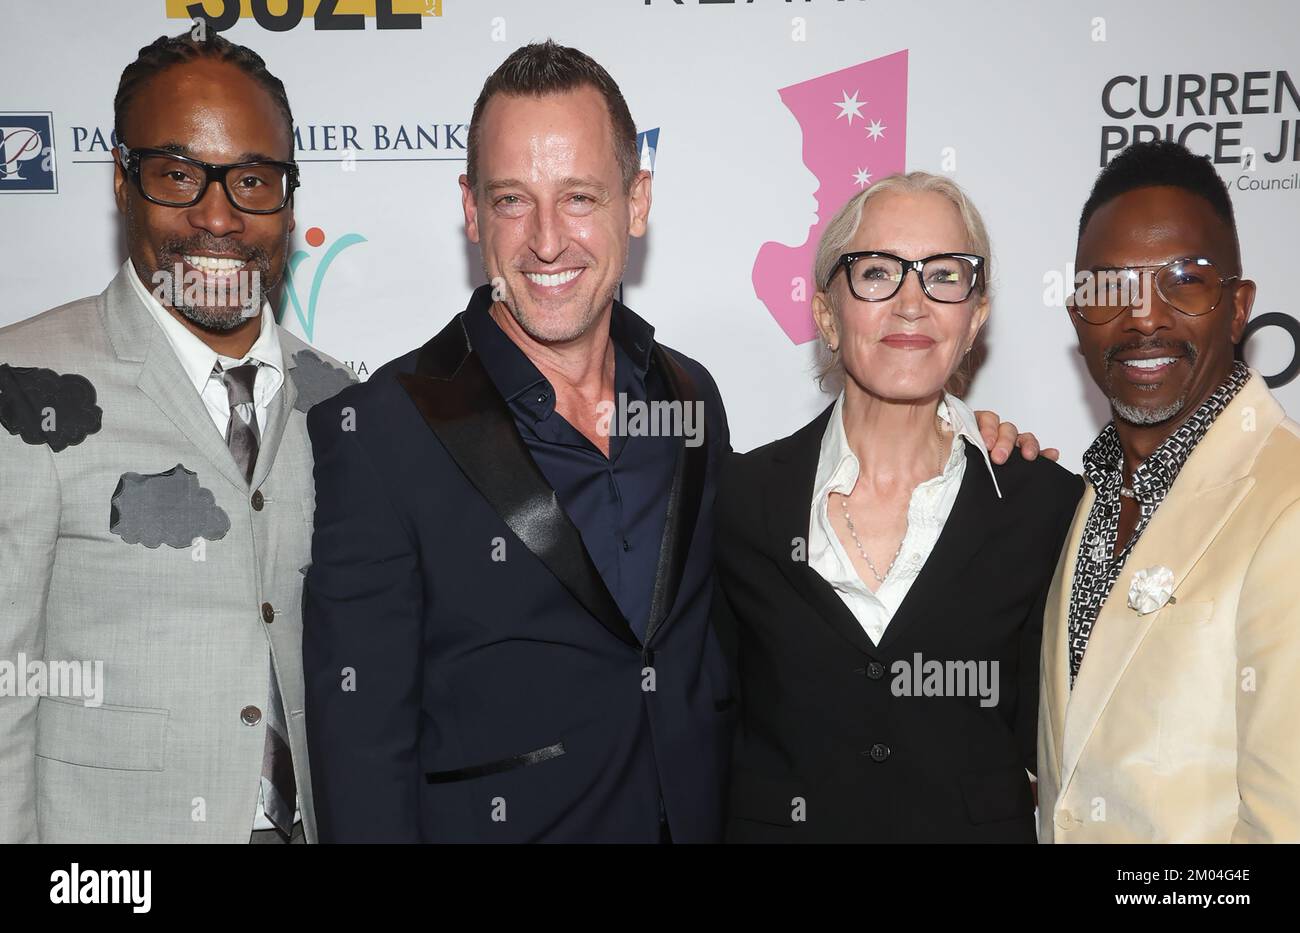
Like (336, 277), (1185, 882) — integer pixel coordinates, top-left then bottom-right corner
(462, 299), (678, 641)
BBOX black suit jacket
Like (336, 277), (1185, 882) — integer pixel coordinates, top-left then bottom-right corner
(302, 289), (734, 842)
(714, 405), (1083, 843)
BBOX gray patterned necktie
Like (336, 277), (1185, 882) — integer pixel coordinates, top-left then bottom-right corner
(219, 362), (297, 836)
(221, 363), (261, 483)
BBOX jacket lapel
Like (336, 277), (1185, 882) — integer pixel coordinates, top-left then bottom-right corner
(876, 441), (999, 653)
(250, 345), (299, 491)
(102, 268), (250, 493)
(643, 346), (707, 645)
(1060, 373), (1279, 782)
(1043, 484), (1093, 779)
(767, 405), (881, 657)
(397, 313), (639, 649)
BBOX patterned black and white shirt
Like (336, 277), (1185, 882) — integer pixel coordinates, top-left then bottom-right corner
(1066, 361), (1251, 686)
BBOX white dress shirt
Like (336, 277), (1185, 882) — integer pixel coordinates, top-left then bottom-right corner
(126, 259), (284, 433)
(125, 260), (298, 832)
(808, 391), (1002, 646)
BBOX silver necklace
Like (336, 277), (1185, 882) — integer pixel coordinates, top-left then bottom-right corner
(838, 426), (948, 585)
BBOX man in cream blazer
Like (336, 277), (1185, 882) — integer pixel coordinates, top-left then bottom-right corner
(1038, 140), (1300, 844)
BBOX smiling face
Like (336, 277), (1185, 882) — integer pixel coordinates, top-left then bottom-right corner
(1071, 185), (1253, 427)
(114, 57), (295, 332)
(813, 190), (988, 403)
(460, 85), (650, 345)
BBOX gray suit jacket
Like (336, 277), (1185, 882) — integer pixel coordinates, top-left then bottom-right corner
(0, 266), (355, 842)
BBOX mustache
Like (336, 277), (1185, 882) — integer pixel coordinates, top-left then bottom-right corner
(159, 236), (269, 265)
(1103, 338), (1198, 367)
(512, 262), (593, 273)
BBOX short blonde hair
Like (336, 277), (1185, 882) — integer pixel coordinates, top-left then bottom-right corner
(813, 171), (993, 397)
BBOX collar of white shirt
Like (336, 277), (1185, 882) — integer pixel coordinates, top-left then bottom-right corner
(124, 258), (285, 405)
(813, 390), (1003, 505)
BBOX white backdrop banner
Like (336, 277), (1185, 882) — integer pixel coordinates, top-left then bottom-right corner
(3, 0), (1298, 468)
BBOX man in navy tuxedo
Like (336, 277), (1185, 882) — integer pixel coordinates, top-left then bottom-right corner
(303, 40), (1040, 843)
(302, 40), (733, 843)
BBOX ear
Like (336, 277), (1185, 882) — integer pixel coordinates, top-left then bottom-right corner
(966, 294), (990, 348)
(459, 174), (480, 244)
(1065, 298), (1088, 351)
(113, 160), (128, 215)
(812, 290), (838, 347)
(1230, 278), (1256, 345)
(628, 168), (652, 238)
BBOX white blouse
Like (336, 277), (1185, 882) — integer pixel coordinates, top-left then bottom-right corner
(808, 392), (1002, 646)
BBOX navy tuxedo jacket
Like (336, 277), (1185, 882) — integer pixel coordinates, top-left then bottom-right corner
(302, 288), (734, 842)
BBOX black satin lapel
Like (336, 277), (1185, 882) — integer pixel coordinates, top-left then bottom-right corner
(768, 409), (880, 659)
(397, 318), (638, 648)
(875, 441), (997, 653)
(643, 346), (707, 644)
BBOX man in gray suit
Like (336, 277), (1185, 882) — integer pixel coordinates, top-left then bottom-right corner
(0, 31), (354, 843)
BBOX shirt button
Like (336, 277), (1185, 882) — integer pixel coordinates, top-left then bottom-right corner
(240, 705), (262, 726)
(261, 602), (275, 625)
(866, 743), (891, 762)
(865, 661), (886, 680)
(622, 539), (631, 552)
(251, 490), (264, 511)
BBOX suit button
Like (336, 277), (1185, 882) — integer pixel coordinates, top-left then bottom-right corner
(867, 743), (890, 762)
(240, 705), (262, 726)
(261, 602), (275, 625)
(251, 490), (264, 511)
(1054, 809), (1078, 830)
(866, 661), (885, 680)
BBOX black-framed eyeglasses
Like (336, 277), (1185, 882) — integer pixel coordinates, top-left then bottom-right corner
(116, 143), (300, 214)
(1068, 256), (1240, 325)
(828, 251), (985, 304)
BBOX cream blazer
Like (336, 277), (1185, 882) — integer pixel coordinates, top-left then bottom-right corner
(1038, 369), (1300, 843)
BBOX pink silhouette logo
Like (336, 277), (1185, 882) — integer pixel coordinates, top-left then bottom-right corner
(752, 50), (908, 344)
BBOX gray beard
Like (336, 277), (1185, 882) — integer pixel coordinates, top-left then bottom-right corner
(173, 302), (254, 333)
(503, 281), (619, 345)
(1102, 340), (1197, 427)
(1111, 393), (1187, 425)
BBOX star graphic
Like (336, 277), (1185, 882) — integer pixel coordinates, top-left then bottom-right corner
(866, 119), (887, 141)
(834, 90), (867, 126)
(852, 167), (872, 189)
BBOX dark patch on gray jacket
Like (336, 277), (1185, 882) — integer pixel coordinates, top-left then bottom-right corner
(0, 364), (103, 452)
(290, 350), (357, 413)
(109, 464), (231, 548)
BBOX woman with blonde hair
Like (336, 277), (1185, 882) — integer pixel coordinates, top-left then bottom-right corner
(715, 172), (1082, 842)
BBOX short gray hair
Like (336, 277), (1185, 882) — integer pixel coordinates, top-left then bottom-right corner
(813, 171), (993, 396)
